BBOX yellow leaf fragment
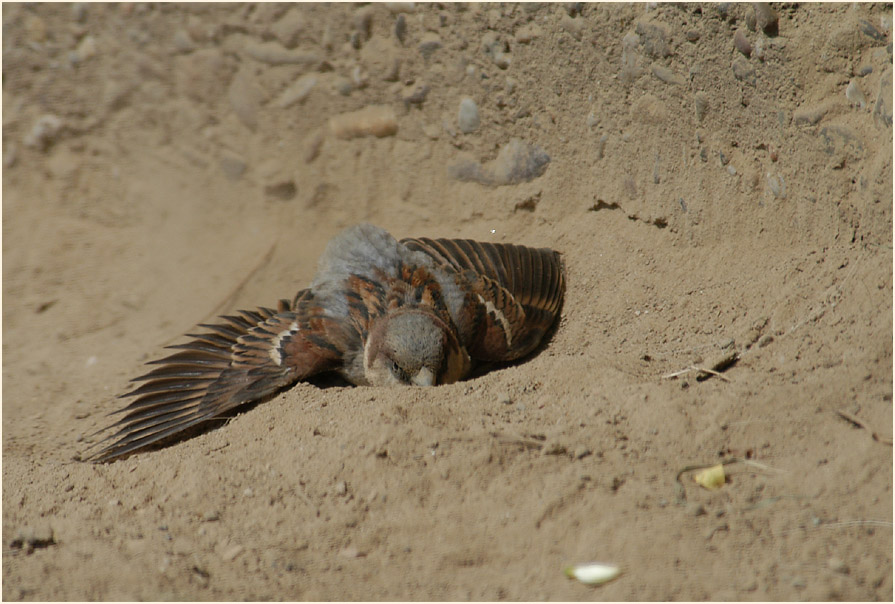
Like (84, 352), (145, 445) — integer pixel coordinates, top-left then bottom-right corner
(694, 464), (726, 490)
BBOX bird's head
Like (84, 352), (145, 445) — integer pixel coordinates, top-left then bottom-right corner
(364, 308), (468, 386)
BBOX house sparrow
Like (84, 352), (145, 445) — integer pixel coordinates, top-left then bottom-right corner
(90, 223), (564, 462)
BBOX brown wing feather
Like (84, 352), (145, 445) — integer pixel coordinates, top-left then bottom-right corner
(89, 291), (341, 463)
(402, 236), (565, 361)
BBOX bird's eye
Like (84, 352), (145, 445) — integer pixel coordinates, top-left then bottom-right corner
(388, 359), (409, 383)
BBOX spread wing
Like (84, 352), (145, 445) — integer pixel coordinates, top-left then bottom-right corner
(400, 237), (565, 361)
(88, 292), (345, 463)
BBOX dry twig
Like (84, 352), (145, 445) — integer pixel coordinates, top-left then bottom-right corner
(835, 409), (893, 446)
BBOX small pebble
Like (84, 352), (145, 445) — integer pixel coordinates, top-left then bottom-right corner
(858, 19), (884, 41)
(497, 392), (512, 405)
(734, 30), (752, 57)
(351, 65), (367, 89)
(402, 84), (429, 108)
(275, 74), (317, 109)
(687, 503), (706, 517)
(329, 105), (398, 139)
(873, 69), (893, 127)
(514, 24), (542, 44)
(560, 15), (583, 41)
(753, 3), (779, 36)
(845, 80), (867, 109)
(458, 98), (480, 133)
(685, 30), (700, 42)
(75, 36), (98, 62)
(418, 35), (442, 60)
(652, 65), (684, 86)
(173, 30), (197, 53)
(766, 173), (786, 198)
(634, 21), (671, 58)
(335, 481), (348, 496)
(353, 6), (374, 42)
(449, 138), (550, 186)
(731, 57), (756, 83)
(482, 32), (511, 69)
(23, 115), (64, 151)
(221, 544), (244, 561)
(394, 14), (407, 44)
(270, 8), (305, 48)
(304, 129), (324, 163)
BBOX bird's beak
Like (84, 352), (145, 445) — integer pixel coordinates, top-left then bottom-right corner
(411, 366), (436, 387)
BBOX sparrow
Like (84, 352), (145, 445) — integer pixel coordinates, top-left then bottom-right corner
(89, 223), (565, 462)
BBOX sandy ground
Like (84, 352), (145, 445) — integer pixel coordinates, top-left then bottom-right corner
(2, 2), (893, 601)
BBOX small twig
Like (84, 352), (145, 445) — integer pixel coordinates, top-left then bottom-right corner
(662, 350), (738, 382)
(662, 365), (730, 382)
(835, 409), (893, 446)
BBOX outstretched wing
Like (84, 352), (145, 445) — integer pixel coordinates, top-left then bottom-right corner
(401, 237), (565, 361)
(89, 292), (343, 463)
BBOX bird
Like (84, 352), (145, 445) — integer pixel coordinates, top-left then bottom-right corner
(88, 223), (565, 462)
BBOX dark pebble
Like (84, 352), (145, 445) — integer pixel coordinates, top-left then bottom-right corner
(395, 14), (406, 45)
(858, 19), (884, 41)
(734, 30), (752, 57)
(753, 3), (778, 36)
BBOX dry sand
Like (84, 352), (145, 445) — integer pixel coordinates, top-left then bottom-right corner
(3, 2), (893, 600)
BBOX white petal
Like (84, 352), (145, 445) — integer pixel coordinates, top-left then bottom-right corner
(564, 562), (621, 585)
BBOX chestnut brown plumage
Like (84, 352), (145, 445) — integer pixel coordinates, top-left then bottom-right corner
(89, 224), (564, 462)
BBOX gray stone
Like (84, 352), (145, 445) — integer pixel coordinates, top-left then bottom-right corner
(753, 3), (778, 36)
(845, 79), (867, 109)
(449, 138), (550, 186)
(732, 57), (756, 84)
(458, 98), (480, 133)
(734, 30), (752, 57)
(276, 75), (317, 109)
(873, 67), (893, 127)
(270, 8), (306, 48)
(635, 21), (671, 58)
(652, 64), (685, 86)
(23, 114), (64, 151)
